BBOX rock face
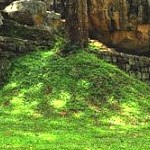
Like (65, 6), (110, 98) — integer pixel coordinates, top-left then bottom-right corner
(4, 0), (61, 28)
(4, 0), (48, 26)
(0, 0), (62, 54)
(0, 0), (15, 10)
(0, 0), (61, 57)
(88, 0), (150, 54)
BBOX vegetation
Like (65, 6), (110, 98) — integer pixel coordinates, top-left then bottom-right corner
(0, 41), (150, 149)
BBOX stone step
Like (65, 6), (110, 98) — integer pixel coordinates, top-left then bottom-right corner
(0, 18), (53, 44)
(0, 36), (50, 58)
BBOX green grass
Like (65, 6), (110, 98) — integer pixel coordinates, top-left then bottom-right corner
(0, 43), (150, 149)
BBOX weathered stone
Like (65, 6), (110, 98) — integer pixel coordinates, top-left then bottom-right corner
(43, 11), (61, 30)
(89, 47), (150, 84)
(104, 56), (112, 62)
(112, 56), (117, 63)
(129, 57), (136, 65)
(141, 67), (148, 72)
(0, 19), (53, 46)
(88, 0), (150, 54)
(0, 12), (3, 25)
(142, 73), (149, 80)
(131, 65), (140, 71)
(125, 64), (131, 71)
(137, 72), (142, 79)
(46, 11), (61, 20)
(0, 36), (37, 56)
(129, 71), (136, 77)
(0, 0), (15, 10)
(4, 0), (47, 26)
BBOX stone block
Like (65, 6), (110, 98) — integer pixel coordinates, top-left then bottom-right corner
(0, 12), (3, 25)
(142, 73), (150, 80)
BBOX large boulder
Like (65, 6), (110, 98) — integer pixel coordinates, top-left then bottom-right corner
(88, 0), (150, 54)
(4, 0), (47, 26)
(0, 0), (15, 10)
(3, 0), (61, 29)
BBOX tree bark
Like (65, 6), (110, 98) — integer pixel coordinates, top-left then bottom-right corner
(66, 0), (88, 48)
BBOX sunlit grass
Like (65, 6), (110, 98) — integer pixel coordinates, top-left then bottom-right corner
(0, 42), (150, 149)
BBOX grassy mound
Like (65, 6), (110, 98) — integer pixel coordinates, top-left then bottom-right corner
(0, 45), (150, 149)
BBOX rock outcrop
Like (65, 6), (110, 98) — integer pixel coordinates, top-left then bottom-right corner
(0, 0), (61, 55)
(88, 0), (150, 54)
(0, 0), (61, 87)
(4, 0), (47, 26)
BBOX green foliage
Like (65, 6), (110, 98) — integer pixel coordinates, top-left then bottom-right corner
(0, 42), (150, 149)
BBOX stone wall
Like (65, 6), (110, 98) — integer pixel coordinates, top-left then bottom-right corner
(92, 49), (150, 83)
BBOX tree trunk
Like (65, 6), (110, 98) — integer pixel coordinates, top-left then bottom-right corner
(66, 0), (88, 48)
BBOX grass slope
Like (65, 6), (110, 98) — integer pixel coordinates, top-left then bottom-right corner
(0, 44), (150, 149)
